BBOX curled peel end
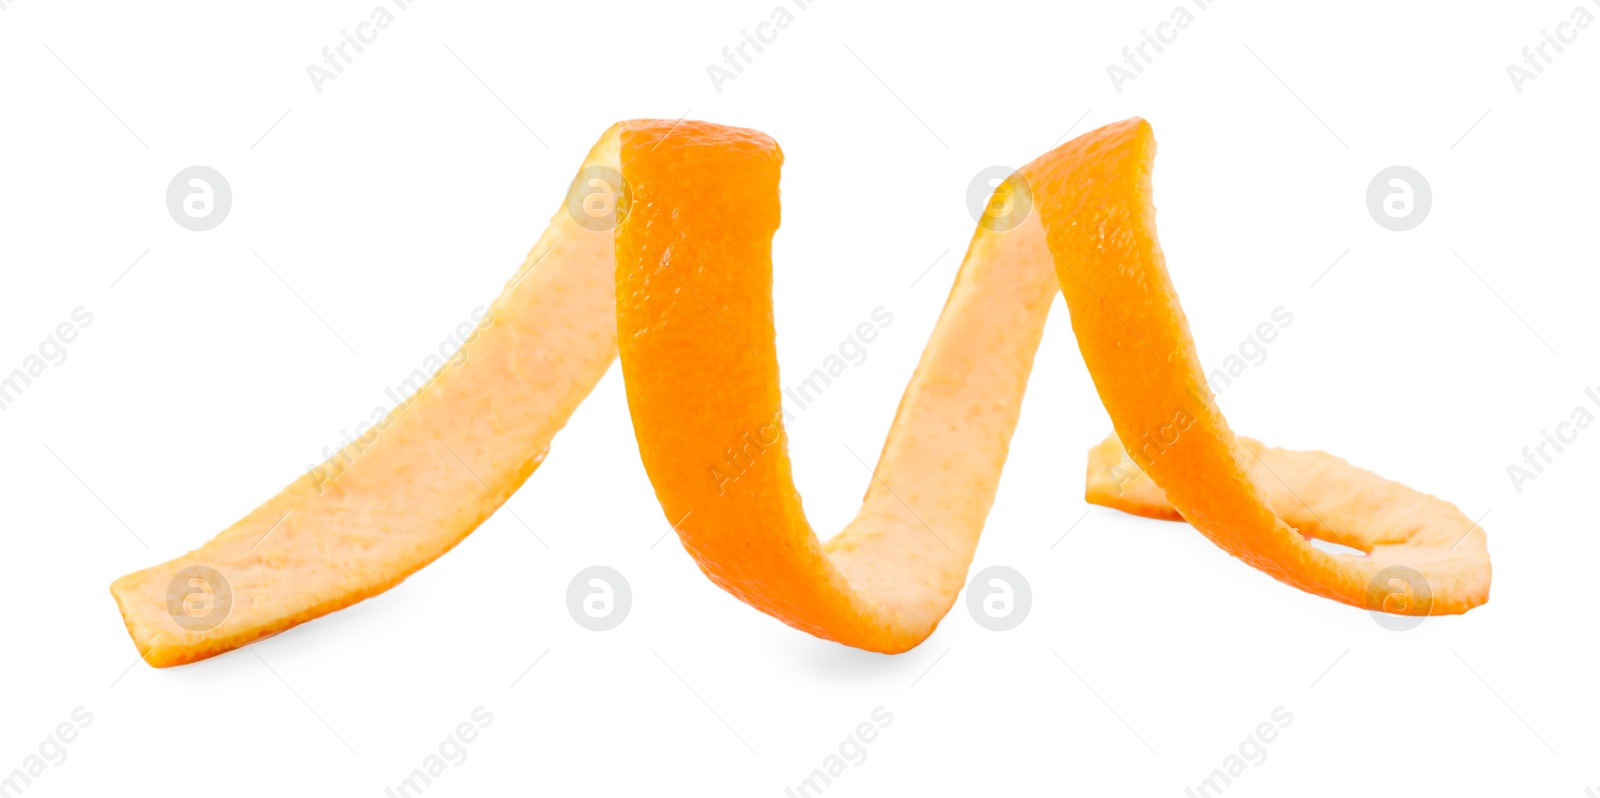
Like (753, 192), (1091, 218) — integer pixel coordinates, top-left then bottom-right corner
(1086, 431), (1491, 616)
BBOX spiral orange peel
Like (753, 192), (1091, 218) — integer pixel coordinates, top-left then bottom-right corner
(110, 118), (1489, 667)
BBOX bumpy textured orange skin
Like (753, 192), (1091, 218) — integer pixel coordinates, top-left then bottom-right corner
(615, 121), (868, 644)
(111, 117), (1488, 668)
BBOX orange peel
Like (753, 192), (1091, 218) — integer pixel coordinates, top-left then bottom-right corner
(110, 118), (1489, 667)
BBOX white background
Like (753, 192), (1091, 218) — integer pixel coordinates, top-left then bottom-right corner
(2, 0), (1597, 795)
